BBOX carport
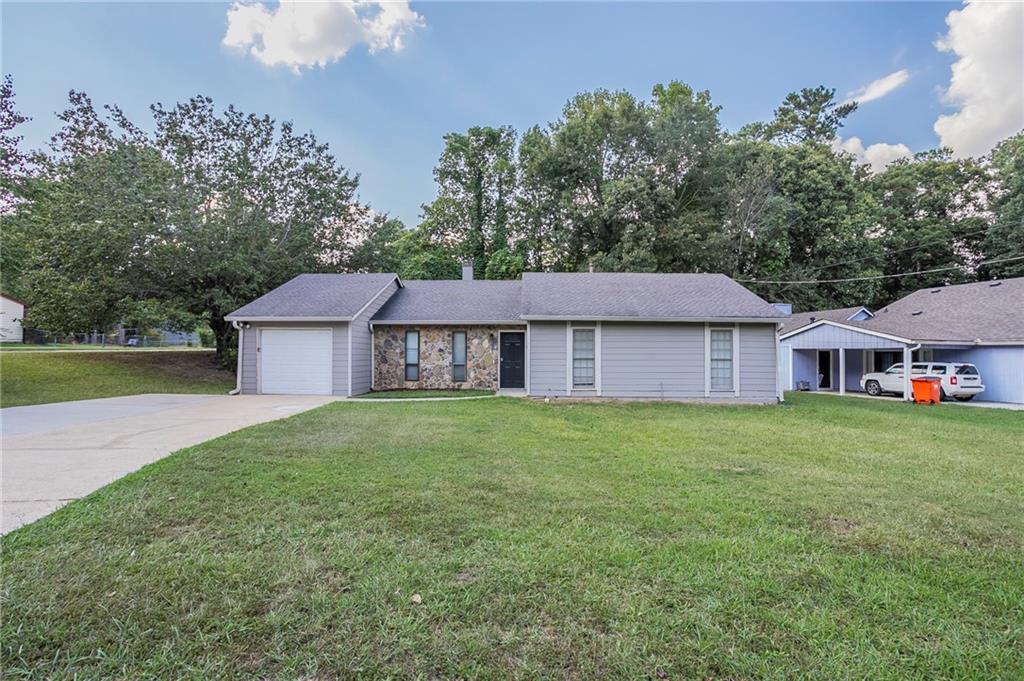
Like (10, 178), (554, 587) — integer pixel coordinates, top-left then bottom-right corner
(780, 320), (917, 400)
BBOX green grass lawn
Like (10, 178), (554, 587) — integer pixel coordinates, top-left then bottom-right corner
(0, 350), (235, 407)
(3, 394), (1022, 678)
(360, 389), (495, 399)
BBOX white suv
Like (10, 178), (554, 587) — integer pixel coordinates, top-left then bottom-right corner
(860, 362), (985, 401)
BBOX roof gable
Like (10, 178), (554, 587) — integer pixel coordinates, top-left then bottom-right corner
(226, 273), (400, 320)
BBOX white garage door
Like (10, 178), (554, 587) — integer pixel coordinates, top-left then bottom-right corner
(260, 328), (333, 395)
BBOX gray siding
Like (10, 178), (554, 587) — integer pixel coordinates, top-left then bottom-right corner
(600, 323), (705, 398)
(933, 345), (1024, 404)
(783, 323), (903, 349)
(528, 321), (568, 396)
(240, 325), (257, 394)
(238, 321), (349, 395)
(739, 323), (777, 398)
(332, 325), (349, 396)
(528, 320), (780, 401)
(350, 280), (401, 395)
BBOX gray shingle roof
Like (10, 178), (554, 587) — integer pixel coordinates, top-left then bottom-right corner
(779, 306), (871, 333)
(520, 272), (787, 320)
(229, 271), (788, 324)
(226, 273), (399, 320)
(372, 280), (523, 323)
(856, 277), (1024, 343)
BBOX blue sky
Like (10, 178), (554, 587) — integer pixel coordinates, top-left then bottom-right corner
(4, 2), (1021, 226)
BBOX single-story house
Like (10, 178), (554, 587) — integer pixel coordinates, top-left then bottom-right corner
(225, 265), (788, 402)
(0, 292), (26, 343)
(779, 277), (1024, 404)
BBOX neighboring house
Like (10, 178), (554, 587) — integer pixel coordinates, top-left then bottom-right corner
(0, 292), (26, 343)
(778, 306), (874, 335)
(226, 265), (788, 402)
(779, 277), (1024, 404)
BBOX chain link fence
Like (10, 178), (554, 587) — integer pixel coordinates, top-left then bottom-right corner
(20, 327), (208, 349)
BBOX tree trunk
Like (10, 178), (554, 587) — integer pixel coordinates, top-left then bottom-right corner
(209, 317), (235, 370)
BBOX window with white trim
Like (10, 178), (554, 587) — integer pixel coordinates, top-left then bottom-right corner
(709, 328), (734, 391)
(452, 331), (467, 382)
(572, 328), (595, 388)
(405, 330), (419, 381)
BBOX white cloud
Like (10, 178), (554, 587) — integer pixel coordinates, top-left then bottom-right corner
(833, 136), (913, 173)
(223, 1), (424, 72)
(842, 69), (910, 106)
(933, 1), (1024, 158)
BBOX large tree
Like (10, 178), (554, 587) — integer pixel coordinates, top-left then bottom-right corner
(8, 91), (394, 362)
(869, 149), (990, 303)
(980, 133), (1024, 279)
(744, 86), (858, 145)
(420, 126), (517, 276)
(150, 96), (376, 360)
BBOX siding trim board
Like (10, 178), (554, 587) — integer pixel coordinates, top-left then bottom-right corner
(733, 322), (740, 397)
(703, 323), (711, 397)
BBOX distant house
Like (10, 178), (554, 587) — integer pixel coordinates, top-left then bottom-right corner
(0, 292), (26, 343)
(225, 265), (788, 402)
(779, 278), (1024, 404)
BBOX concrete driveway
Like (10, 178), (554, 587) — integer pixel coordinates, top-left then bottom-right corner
(1, 394), (336, 534)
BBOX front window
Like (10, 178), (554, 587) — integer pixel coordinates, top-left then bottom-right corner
(710, 329), (734, 391)
(405, 330), (419, 381)
(886, 364), (903, 374)
(452, 331), (467, 382)
(572, 329), (595, 387)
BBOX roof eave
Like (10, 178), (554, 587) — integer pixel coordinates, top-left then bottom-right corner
(224, 315), (355, 323)
(520, 315), (786, 323)
(371, 320), (527, 326)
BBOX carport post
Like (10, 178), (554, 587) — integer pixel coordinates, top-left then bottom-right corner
(903, 346), (912, 400)
(839, 349), (846, 395)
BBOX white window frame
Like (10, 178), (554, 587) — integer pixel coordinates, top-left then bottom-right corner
(571, 326), (597, 389)
(708, 325), (737, 394)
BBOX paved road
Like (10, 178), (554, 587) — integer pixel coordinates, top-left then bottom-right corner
(1, 394), (336, 534)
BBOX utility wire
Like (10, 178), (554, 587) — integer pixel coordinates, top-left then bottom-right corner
(800, 227), (992, 274)
(737, 255), (1024, 285)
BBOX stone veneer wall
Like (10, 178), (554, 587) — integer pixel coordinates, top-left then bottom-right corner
(373, 325), (517, 391)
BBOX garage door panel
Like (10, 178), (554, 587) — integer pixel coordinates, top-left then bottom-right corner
(260, 329), (333, 395)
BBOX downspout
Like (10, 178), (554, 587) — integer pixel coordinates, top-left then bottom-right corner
(903, 342), (921, 401)
(229, 320), (244, 395)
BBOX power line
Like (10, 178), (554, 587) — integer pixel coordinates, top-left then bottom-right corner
(737, 255), (1024, 285)
(802, 227), (992, 274)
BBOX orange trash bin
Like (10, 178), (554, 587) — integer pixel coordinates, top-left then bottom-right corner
(911, 377), (942, 404)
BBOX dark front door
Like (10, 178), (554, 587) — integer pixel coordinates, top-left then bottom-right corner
(818, 350), (832, 389)
(499, 332), (525, 388)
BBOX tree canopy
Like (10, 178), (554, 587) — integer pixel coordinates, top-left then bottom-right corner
(2, 75), (1021, 364)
